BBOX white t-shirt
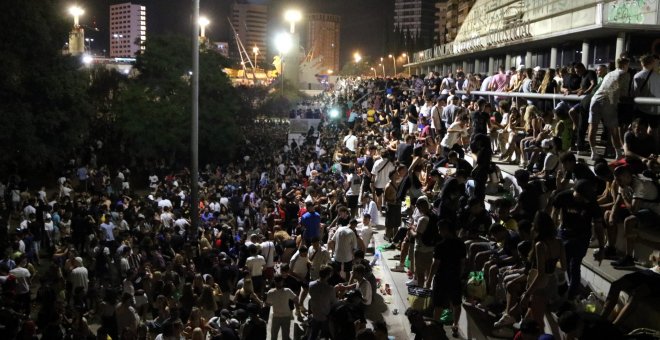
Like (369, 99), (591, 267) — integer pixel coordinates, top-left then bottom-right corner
(245, 255), (266, 277)
(371, 158), (395, 189)
(70, 266), (89, 292)
(266, 288), (297, 317)
(343, 134), (358, 152)
(332, 226), (357, 263)
(358, 279), (373, 306)
(289, 252), (309, 279)
(363, 200), (379, 226)
(260, 241), (276, 268)
(160, 212), (173, 228)
(441, 122), (467, 148)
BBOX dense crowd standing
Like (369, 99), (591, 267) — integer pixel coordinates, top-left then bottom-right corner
(0, 53), (659, 340)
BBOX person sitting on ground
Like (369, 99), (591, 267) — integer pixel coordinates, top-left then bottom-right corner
(405, 308), (450, 340)
(601, 249), (660, 327)
(610, 165), (660, 268)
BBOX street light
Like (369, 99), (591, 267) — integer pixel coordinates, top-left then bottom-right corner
(198, 16), (210, 38)
(275, 32), (293, 94)
(370, 67), (376, 78)
(252, 46), (259, 69)
(379, 63), (385, 77)
(284, 9), (302, 34)
(328, 69), (334, 75)
(69, 6), (84, 27)
(353, 52), (362, 63)
(388, 54), (397, 77)
(402, 53), (410, 76)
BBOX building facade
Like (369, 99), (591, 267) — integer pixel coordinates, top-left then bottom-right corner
(434, 1), (448, 45)
(440, 0), (476, 44)
(109, 3), (146, 58)
(306, 13), (341, 73)
(411, 0), (660, 76)
(394, 0), (437, 48)
(230, 2), (268, 62)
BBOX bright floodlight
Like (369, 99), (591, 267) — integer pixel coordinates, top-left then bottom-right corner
(419, 52), (424, 57)
(284, 9), (302, 33)
(353, 52), (362, 63)
(198, 16), (210, 37)
(329, 108), (339, 118)
(69, 5), (84, 26)
(82, 54), (93, 65)
(275, 32), (293, 54)
(402, 53), (407, 57)
(253, 46), (259, 54)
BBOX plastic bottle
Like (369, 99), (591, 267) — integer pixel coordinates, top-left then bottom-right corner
(405, 195), (411, 209)
(584, 293), (597, 313)
(371, 249), (381, 266)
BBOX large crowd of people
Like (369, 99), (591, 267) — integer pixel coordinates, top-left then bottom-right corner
(0, 53), (659, 340)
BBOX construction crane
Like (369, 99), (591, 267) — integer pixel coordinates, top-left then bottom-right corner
(227, 18), (257, 82)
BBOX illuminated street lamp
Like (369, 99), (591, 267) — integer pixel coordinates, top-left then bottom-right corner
(252, 46), (259, 70)
(284, 9), (302, 34)
(198, 16), (210, 38)
(353, 52), (362, 63)
(69, 5), (84, 27)
(328, 69), (334, 75)
(402, 53), (410, 76)
(275, 32), (293, 94)
(388, 54), (397, 77)
(379, 63), (385, 77)
(370, 67), (376, 78)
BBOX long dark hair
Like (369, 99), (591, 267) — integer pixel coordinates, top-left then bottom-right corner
(533, 211), (556, 242)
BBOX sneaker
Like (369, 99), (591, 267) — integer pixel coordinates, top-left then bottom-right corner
(391, 264), (405, 272)
(612, 256), (636, 268)
(493, 313), (516, 328)
(405, 279), (418, 286)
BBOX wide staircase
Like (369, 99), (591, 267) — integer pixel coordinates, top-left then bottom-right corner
(454, 153), (660, 339)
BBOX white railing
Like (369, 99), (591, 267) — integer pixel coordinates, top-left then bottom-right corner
(454, 90), (660, 106)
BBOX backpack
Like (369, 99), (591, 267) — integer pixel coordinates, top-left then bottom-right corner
(420, 211), (440, 247)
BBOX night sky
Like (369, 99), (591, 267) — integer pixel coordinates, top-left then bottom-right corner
(70, 0), (394, 66)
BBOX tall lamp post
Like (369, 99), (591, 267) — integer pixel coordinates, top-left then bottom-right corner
(198, 16), (210, 38)
(253, 46), (259, 70)
(379, 63), (385, 77)
(191, 0), (200, 230)
(402, 53), (410, 76)
(68, 6), (85, 56)
(370, 67), (376, 78)
(353, 52), (361, 76)
(284, 9), (302, 34)
(388, 54), (397, 77)
(276, 32), (293, 95)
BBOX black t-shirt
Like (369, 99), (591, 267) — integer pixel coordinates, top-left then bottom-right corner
(471, 111), (490, 136)
(563, 74), (581, 91)
(553, 189), (602, 238)
(499, 231), (521, 257)
(407, 104), (418, 124)
(566, 162), (597, 183)
(580, 70), (597, 93)
(433, 237), (466, 277)
(624, 131), (656, 158)
(397, 143), (414, 167)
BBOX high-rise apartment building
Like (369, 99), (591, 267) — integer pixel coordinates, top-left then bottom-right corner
(230, 2), (268, 62)
(393, 0), (436, 48)
(434, 1), (448, 45)
(442, 0), (475, 43)
(306, 13), (340, 73)
(109, 2), (146, 58)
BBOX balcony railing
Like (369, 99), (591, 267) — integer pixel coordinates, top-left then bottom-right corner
(453, 90), (660, 106)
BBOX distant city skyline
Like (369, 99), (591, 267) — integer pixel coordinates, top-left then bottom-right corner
(74, 0), (394, 66)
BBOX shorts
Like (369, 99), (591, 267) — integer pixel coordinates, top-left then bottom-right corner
(589, 100), (618, 129)
(414, 249), (433, 277)
(374, 187), (384, 196)
(347, 195), (359, 209)
(433, 277), (462, 307)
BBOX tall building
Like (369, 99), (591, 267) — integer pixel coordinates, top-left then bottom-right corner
(434, 1), (448, 45)
(393, 0), (436, 48)
(230, 2), (268, 62)
(306, 13), (340, 73)
(442, 0), (475, 43)
(109, 2), (146, 58)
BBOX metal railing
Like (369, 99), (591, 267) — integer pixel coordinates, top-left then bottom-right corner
(453, 90), (660, 106)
